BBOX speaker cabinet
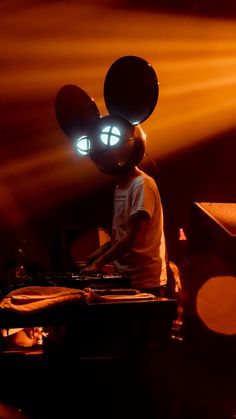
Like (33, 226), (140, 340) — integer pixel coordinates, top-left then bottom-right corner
(188, 202), (236, 271)
(182, 202), (236, 352)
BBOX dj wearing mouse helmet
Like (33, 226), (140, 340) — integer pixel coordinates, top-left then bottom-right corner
(55, 56), (167, 296)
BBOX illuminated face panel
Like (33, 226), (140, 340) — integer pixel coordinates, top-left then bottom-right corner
(89, 115), (138, 175)
(75, 135), (91, 155)
(100, 125), (121, 146)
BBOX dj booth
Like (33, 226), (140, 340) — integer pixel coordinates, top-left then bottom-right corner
(0, 273), (177, 359)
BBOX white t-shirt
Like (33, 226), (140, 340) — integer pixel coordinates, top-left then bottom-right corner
(112, 168), (167, 289)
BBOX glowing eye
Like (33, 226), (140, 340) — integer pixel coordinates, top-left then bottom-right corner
(100, 125), (121, 146)
(75, 136), (90, 155)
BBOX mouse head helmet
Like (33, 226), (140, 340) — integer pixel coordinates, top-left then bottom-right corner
(55, 56), (159, 175)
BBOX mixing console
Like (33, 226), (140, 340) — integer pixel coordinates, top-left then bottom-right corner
(27, 272), (131, 289)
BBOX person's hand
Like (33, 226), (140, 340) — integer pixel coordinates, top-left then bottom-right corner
(80, 262), (101, 275)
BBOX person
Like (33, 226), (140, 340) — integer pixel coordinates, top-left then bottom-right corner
(80, 124), (168, 297)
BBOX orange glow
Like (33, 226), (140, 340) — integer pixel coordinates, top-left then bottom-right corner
(0, 1), (235, 224)
(196, 276), (236, 335)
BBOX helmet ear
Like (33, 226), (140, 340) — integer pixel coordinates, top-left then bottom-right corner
(55, 84), (100, 139)
(130, 125), (146, 166)
(104, 55), (159, 125)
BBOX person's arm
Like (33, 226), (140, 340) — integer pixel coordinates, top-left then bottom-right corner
(86, 240), (112, 264)
(80, 211), (150, 274)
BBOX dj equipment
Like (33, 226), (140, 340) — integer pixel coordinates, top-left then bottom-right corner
(27, 271), (131, 290)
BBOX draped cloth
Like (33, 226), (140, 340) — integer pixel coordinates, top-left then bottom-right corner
(0, 286), (88, 313)
(0, 285), (155, 314)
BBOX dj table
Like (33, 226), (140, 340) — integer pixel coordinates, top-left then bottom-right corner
(0, 273), (177, 359)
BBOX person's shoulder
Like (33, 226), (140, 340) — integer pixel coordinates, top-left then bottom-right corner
(131, 170), (145, 187)
(130, 171), (157, 197)
(138, 170), (157, 188)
